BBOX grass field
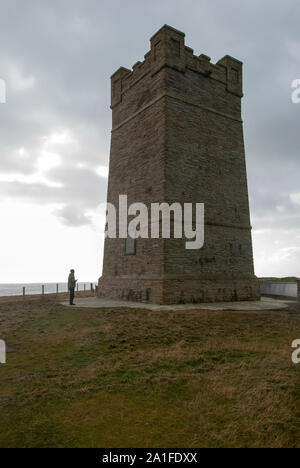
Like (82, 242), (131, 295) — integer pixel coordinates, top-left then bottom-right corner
(259, 277), (298, 283)
(0, 293), (299, 448)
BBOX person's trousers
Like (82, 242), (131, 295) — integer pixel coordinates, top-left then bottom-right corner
(69, 288), (75, 305)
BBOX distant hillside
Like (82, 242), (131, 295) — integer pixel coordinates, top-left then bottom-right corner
(259, 277), (298, 283)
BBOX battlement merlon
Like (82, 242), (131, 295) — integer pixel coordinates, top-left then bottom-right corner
(110, 67), (131, 108)
(110, 25), (243, 107)
(216, 55), (243, 98)
(150, 24), (186, 74)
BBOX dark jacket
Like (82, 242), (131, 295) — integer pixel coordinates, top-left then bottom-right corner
(68, 272), (76, 290)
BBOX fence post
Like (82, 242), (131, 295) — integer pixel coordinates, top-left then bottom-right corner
(76, 283), (79, 292)
(56, 283), (59, 294)
(42, 285), (44, 296)
(90, 283), (93, 291)
(22, 287), (25, 297)
(84, 284), (86, 292)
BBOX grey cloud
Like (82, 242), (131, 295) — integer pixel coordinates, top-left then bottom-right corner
(53, 205), (92, 227)
(0, 168), (107, 211)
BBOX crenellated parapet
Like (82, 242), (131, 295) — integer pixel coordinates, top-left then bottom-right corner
(110, 24), (243, 109)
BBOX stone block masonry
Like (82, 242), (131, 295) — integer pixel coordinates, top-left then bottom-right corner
(98, 25), (260, 304)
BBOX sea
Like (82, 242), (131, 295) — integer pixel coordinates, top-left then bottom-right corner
(0, 282), (97, 297)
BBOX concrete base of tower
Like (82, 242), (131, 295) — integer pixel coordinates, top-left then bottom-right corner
(97, 275), (261, 305)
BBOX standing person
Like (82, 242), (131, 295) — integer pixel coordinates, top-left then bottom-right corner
(68, 269), (77, 305)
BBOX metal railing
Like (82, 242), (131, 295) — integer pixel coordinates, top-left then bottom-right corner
(21, 283), (97, 297)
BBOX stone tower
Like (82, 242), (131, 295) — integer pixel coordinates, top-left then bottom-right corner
(98, 25), (260, 304)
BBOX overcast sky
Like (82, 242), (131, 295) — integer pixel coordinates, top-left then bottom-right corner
(0, 0), (299, 282)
